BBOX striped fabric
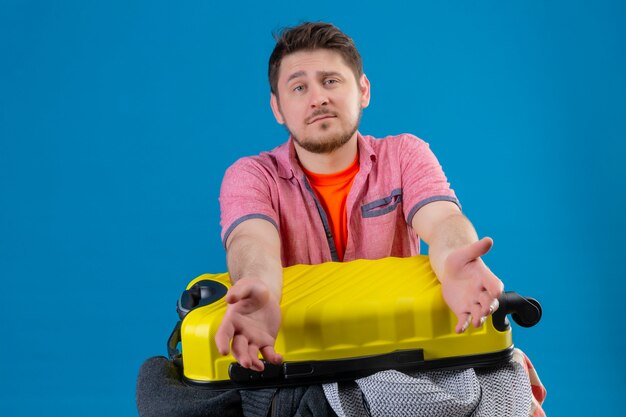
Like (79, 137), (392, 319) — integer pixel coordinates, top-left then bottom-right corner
(323, 348), (546, 417)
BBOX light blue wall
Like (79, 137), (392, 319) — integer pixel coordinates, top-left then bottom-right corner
(1, 1), (624, 415)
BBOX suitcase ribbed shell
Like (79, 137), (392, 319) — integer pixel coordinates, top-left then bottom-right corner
(179, 256), (512, 385)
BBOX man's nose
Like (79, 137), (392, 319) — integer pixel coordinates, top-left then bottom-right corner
(309, 85), (328, 108)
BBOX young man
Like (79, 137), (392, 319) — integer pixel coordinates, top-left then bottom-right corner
(215, 22), (504, 373)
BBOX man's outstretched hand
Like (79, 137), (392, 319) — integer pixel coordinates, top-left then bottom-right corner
(214, 278), (283, 371)
(440, 237), (504, 333)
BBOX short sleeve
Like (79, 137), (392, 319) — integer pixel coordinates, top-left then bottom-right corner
(399, 135), (461, 225)
(219, 158), (280, 247)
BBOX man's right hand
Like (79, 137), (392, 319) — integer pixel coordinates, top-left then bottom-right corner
(214, 277), (283, 371)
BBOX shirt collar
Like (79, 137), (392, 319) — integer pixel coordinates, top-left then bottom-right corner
(275, 132), (377, 180)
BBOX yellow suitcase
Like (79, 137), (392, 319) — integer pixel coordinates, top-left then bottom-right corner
(167, 256), (541, 389)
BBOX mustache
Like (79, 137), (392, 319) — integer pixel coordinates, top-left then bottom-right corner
(306, 109), (337, 124)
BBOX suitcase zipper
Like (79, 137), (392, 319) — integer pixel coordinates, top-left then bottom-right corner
(270, 391), (277, 417)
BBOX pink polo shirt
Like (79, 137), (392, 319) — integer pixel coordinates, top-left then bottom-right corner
(219, 133), (459, 267)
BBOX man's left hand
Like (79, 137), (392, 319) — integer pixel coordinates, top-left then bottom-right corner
(439, 237), (504, 333)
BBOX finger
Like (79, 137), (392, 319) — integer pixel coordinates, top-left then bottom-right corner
(214, 319), (235, 356)
(248, 344), (264, 372)
(477, 291), (494, 317)
(465, 237), (493, 261)
(482, 273), (504, 299)
(225, 281), (254, 304)
(260, 345), (283, 365)
(226, 281), (270, 313)
(489, 298), (500, 314)
(456, 312), (471, 334)
(232, 334), (251, 368)
(470, 303), (484, 328)
(446, 237), (494, 272)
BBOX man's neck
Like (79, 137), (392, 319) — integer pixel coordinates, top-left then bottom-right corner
(294, 135), (359, 174)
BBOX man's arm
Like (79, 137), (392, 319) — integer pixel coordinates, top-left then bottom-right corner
(214, 218), (283, 371)
(412, 201), (504, 333)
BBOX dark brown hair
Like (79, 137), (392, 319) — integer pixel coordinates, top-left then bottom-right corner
(268, 22), (363, 96)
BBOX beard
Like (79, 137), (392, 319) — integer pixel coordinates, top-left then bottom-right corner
(286, 108), (362, 154)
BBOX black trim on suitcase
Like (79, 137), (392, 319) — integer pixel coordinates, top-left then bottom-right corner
(181, 346), (515, 391)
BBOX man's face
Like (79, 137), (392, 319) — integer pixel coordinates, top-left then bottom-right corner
(270, 49), (370, 154)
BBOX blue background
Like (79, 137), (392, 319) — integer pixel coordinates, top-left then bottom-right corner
(1, 1), (624, 415)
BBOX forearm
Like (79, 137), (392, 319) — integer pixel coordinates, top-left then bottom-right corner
(217, 220), (284, 368)
(426, 213), (478, 282)
(226, 226), (283, 300)
(414, 201), (501, 332)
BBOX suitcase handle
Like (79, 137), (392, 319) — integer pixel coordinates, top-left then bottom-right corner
(167, 320), (183, 366)
(492, 292), (542, 332)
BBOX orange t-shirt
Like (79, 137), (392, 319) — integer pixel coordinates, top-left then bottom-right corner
(302, 156), (360, 261)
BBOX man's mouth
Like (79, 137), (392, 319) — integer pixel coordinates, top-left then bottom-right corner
(307, 113), (336, 124)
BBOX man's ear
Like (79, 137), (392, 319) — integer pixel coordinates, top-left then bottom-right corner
(359, 74), (371, 109)
(270, 94), (285, 125)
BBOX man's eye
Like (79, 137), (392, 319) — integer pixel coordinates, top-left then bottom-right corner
(293, 85), (304, 92)
(324, 79), (338, 85)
